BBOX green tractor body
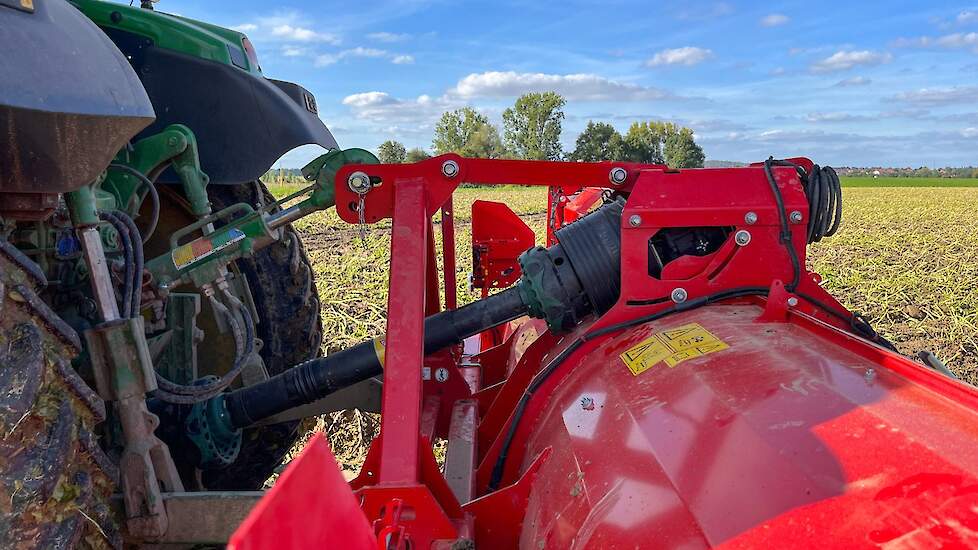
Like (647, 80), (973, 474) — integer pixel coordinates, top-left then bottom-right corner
(74, 0), (339, 186)
(0, 0), (372, 546)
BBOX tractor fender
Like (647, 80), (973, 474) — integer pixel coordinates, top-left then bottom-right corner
(101, 26), (338, 185)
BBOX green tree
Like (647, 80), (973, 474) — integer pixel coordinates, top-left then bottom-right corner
(623, 121), (665, 164)
(432, 107), (502, 157)
(623, 121), (704, 167)
(462, 123), (506, 159)
(569, 121), (625, 161)
(405, 147), (432, 163)
(502, 92), (566, 160)
(377, 140), (406, 163)
(663, 127), (705, 168)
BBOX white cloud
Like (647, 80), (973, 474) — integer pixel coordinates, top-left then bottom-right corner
(230, 13), (341, 45)
(270, 24), (341, 44)
(282, 46), (307, 57)
(810, 50), (892, 73)
(449, 71), (673, 101)
(937, 32), (978, 50)
(368, 32), (410, 43)
(315, 48), (415, 67)
(895, 32), (978, 52)
(342, 91), (397, 108)
(760, 14), (789, 27)
(959, 10), (978, 24)
(342, 92), (451, 123)
(962, 127), (978, 138)
(646, 46), (713, 67)
(895, 86), (978, 105)
(806, 112), (866, 122)
(835, 76), (872, 87)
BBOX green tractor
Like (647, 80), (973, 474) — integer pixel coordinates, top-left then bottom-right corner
(0, 0), (377, 546)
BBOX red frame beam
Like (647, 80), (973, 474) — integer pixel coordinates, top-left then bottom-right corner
(377, 176), (427, 484)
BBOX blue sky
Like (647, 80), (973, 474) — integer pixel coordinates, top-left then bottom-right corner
(160, 0), (977, 167)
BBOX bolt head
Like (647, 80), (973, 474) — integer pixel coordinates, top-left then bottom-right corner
(347, 171), (371, 194)
(744, 211), (758, 225)
(790, 210), (804, 223)
(734, 230), (752, 246)
(609, 167), (628, 185)
(787, 296), (799, 307)
(671, 288), (688, 303)
(628, 214), (642, 227)
(441, 160), (460, 178)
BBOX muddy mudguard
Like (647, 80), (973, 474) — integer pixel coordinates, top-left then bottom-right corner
(0, 0), (154, 193)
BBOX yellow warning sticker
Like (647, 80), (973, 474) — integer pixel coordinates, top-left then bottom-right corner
(619, 322), (729, 376)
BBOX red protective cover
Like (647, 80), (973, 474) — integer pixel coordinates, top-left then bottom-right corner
(228, 433), (375, 550)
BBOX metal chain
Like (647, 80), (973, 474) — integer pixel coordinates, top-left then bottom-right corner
(356, 193), (368, 249)
(548, 186), (564, 235)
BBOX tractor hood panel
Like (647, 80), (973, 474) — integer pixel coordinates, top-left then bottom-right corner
(520, 304), (978, 548)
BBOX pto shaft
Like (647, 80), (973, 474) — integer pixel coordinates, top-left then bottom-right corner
(221, 198), (624, 429)
(223, 287), (527, 428)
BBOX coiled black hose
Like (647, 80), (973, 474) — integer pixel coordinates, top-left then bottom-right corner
(804, 165), (843, 243)
(152, 294), (256, 404)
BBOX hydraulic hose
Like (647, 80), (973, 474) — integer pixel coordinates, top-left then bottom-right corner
(224, 286), (528, 428)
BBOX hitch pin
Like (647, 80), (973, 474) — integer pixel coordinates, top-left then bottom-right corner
(348, 171), (372, 249)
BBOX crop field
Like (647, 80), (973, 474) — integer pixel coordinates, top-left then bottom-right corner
(269, 182), (978, 474)
(840, 176), (978, 188)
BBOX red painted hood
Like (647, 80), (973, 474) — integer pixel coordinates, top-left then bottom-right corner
(519, 304), (978, 548)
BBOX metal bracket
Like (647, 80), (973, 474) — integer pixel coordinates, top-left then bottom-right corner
(84, 316), (186, 539)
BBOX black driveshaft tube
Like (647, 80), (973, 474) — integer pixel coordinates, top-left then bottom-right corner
(223, 199), (625, 428)
(224, 286), (528, 428)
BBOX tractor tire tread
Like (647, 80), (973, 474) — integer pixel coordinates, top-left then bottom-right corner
(0, 248), (119, 550)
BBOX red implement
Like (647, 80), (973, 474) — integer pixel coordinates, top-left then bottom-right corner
(232, 155), (978, 549)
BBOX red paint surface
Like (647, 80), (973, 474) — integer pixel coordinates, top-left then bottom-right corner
(228, 434), (374, 550)
(515, 305), (978, 548)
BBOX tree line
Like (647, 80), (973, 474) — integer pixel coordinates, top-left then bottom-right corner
(377, 91), (705, 168)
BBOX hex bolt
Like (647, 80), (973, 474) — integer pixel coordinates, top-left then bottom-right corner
(347, 171), (371, 194)
(789, 210), (803, 223)
(609, 167), (628, 185)
(744, 211), (758, 225)
(787, 296), (799, 307)
(628, 214), (642, 227)
(734, 230), (752, 246)
(441, 160), (460, 178)
(671, 288), (688, 303)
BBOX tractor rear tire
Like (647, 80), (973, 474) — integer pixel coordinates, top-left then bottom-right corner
(0, 242), (120, 549)
(200, 181), (323, 490)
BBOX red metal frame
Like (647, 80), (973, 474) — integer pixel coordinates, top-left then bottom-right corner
(235, 154), (978, 548)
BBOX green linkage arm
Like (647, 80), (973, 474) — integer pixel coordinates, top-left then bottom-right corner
(146, 148), (377, 289)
